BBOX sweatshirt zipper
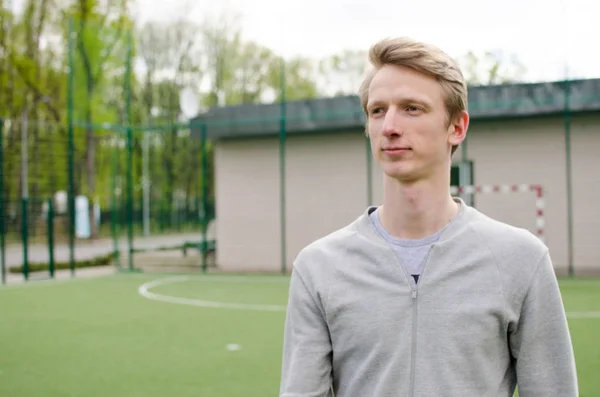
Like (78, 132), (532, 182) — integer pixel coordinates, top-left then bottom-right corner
(397, 263), (419, 397)
(409, 279), (418, 397)
(401, 246), (434, 397)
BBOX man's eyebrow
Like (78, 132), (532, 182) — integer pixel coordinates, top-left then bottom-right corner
(366, 100), (385, 110)
(367, 96), (433, 109)
(401, 96), (433, 107)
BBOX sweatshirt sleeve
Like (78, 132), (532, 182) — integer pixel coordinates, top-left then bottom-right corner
(508, 251), (579, 396)
(279, 267), (333, 397)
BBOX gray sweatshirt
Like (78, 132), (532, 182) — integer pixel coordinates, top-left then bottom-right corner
(279, 199), (578, 397)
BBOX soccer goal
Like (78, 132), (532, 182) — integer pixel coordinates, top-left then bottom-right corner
(450, 184), (545, 243)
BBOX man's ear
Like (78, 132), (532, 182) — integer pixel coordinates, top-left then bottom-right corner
(448, 110), (469, 147)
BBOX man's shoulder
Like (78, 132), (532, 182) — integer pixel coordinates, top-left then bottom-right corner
(466, 206), (548, 270)
(468, 207), (546, 248)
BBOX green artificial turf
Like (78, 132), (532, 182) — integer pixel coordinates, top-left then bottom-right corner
(0, 273), (598, 396)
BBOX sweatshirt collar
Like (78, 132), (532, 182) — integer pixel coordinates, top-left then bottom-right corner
(355, 197), (474, 246)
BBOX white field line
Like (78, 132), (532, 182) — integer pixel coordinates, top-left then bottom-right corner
(566, 311), (600, 319)
(3, 271), (598, 319)
(137, 276), (600, 319)
(137, 276), (287, 312)
(0, 270), (290, 291)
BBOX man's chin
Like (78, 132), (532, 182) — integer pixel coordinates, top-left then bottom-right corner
(382, 167), (419, 182)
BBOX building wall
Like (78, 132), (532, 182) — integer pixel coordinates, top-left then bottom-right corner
(213, 113), (600, 275)
(285, 132), (369, 267)
(571, 114), (600, 274)
(214, 131), (372, 272)
(213, 137), (281, 272)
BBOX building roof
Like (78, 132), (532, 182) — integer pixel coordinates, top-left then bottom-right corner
(191, 78), (600, 141)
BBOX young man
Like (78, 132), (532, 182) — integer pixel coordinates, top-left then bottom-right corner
(279, 37), (578, 396)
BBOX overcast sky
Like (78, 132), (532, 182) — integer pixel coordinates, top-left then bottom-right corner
(9, 0), (599, 82)
(131, 0), (598, 83)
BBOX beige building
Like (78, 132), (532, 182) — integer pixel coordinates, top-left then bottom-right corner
(193, 78), (600, 277)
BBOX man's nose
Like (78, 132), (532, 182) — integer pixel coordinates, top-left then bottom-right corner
(382, 108), (403, 137)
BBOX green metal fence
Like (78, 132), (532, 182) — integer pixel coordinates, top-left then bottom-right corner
(0, 117), (72, 282)
(0, 118), (4, 284)
(0, 14), (215, 284)
(0, 120), (213, 284)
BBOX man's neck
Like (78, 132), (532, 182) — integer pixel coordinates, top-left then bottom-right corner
(378, 174), (459, 240)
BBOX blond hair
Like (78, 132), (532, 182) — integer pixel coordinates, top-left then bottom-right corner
(359, 37), (468, 153)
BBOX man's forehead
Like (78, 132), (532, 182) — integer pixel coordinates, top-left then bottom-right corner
(367, 86), (436, 108)
(367, 68), (443, 106)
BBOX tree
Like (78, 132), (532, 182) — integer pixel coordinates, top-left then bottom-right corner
(0, 0), (66, 233)
(71, 0), (133, 239)
(135, 15), (205, 227)
(271, 56), (320, 102)
(317, 49), (368, 96)
(224, 40), (278, 104)
(199, 9), (243, 108)
(457, 50), (526, 86)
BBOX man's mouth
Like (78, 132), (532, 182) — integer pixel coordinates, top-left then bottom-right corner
(383, 147), (411, 155)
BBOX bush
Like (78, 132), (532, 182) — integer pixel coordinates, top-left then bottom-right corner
(9, 252), (115, 274)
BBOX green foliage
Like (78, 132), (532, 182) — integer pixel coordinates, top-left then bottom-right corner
(69, 12), (133, 126)
(8, 252), (114, 274)
(457, 50), (527, 86)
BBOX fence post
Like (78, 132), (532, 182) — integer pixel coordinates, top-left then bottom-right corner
(124, 29), (134, 272)
(279, 57), (287, 275)
(110, 135), (120, 269)
(67, 16), (76, 277)
(201, 122), (208, 273)
(0, 118), (5, 285)
(21, 198), (28, 280)
(563, 78), (574, 278)
(126, 125), (134, 272)
(47, 198), (55, 278)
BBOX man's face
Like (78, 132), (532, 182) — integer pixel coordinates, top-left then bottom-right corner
(365, 64), (467, 183)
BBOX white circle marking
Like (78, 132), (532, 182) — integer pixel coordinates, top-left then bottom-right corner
(137, 275), (287, 312)
(137, 276), (600, 318)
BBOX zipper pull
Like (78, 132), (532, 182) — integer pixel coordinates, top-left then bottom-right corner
(412, 288), (417, 299)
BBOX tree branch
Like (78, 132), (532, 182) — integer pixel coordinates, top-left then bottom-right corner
(7, 49), (62, 122)
(77, 0), (93, 92)
(83, 0), (130, 86)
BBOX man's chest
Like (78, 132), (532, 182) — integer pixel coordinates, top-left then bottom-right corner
(323, 250), (510, 359)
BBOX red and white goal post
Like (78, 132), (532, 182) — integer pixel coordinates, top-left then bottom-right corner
(449, 184), (545, 243)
